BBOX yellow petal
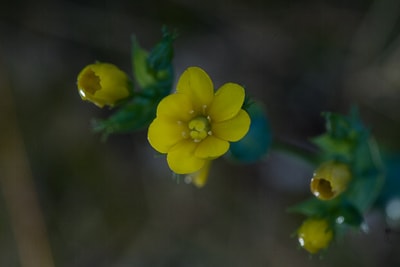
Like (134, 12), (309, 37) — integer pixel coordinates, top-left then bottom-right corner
(167, 140), (205, 174)
(97, 64), (130, 98)
(194, 135), (229, 159)
(156, 93), (194, 122)
(208, 83), (245, 122)
(147, 118), (186, 153)
(176, 67), (214, 110)
(212, 109), (251, 141)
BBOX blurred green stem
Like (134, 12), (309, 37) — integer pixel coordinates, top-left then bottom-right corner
(272, 137), (319, 166)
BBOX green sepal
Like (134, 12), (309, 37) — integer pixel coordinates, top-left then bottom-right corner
(93, 28), (177, 138)
(287, 197), (332, 217)
(131, 27), (176, 97)
(311, 109), (364, 162)
(147, 27), (176, 72)
(131, 38), (157, 89)
(345, 171), (385, 214)
(331, 201), (364, 227)
(289, 198), (363, 228)
(92, 95), (159, 140)
(242, 95), (255, 111)
(312, 134), (354, 162)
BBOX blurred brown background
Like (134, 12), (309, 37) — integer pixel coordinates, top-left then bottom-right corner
(1, 0), (400, 266)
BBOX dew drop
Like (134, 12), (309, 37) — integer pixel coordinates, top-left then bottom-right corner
(78, 89), (86, 98)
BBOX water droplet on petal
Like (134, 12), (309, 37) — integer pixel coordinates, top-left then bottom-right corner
(79, 89), (86, 98)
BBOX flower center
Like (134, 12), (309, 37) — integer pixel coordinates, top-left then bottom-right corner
(188, 116), (211, 142)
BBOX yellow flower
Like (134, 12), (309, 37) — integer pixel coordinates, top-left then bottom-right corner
(310, 161), (351, 200)
(77, 62), (131, 108)
(297, 218), (333, 254)
(147, 66), (251, 175)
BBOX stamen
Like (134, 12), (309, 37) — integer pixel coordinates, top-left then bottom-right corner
(187, 116), (211, 142)
(190, 131), (199, 139)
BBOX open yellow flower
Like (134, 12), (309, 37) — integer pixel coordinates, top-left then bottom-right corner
(148, 66), (251, 175)
(297, 218), (333, 254)
(77, 62), (131, 108)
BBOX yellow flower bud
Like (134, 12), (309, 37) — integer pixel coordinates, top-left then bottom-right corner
(310, 161), (351, 200)
(77, 63), (131, 108)
(297, 218), (333, 254)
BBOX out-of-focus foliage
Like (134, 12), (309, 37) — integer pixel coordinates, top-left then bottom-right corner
(226, 100), (271, 163)
(290, 109), (385, 253)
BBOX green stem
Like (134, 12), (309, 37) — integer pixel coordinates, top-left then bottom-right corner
(271, 137), (320, 166)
